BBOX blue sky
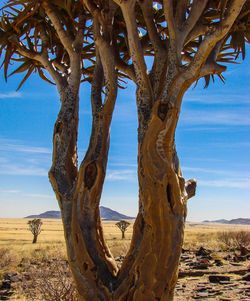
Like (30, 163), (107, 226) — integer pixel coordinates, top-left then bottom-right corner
(0, 53), (249, 221)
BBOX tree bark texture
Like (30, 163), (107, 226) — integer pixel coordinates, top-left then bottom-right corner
(45, 1), (246, 300)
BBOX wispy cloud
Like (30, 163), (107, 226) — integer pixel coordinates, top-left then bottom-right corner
(0, 190), (20, 194)
(180, 110), (250, 126)
(0, 164), (48, 176)
(24, 193), (54, 199)
(0, 139), (51, 154)
(179, 126), (228, 132)
(184, 93), (250, 104)
(183, 166), (250, 189)
(0, 91), (22, 99)
(106, 169), (137, 181)
(182, 166), (250, 178)
(109, 163), (137, 168)
(199, 179), (250, 189)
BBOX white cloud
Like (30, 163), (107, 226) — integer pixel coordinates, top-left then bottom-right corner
(182, 166), (250, 178)
(0, 190), (20, 194)
(106, 169), (137, 181)
(24, 193), (54, 199)
(109, 163), (137, 168)
(180, 110), (250, 126)
(184, 94), (250, 104)
(199, 179), (250, 189)
(0, 164), (48, 176)
(183, 166), (250, 189)
(0, 91), (22, 99)
(0, 140), (51, 154)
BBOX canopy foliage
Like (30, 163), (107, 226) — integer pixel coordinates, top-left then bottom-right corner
(0, 0), (249, 90)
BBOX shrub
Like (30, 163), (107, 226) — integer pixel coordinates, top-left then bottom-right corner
(19, 256), (77, 301)
(217, 231), (250, 249)
(0, 248), (12, 270)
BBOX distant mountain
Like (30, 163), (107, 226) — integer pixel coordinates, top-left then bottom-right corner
(25, 206), (135, 221)
(203, 218), (250, 225)
(25, 210), (61, 219)
(99, 206), (135, 221)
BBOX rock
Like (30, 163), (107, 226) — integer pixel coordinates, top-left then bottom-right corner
(0, 280), (11, 290)
(209, 275), (230, 283)
(238, 255), (247, 262)
(240, 246), (249, 256)
(224, 254), (231, 261)
(4, 272), (22, 282)
(242, 273), (250, 281)
(215, 259), (223, 266)
(230, 262), (242, 266)
(196, 247), (211, 257)
(200, 259), (210, 268)
(193, 292), (209, 299)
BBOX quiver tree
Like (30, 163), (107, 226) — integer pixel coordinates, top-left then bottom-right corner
(1, 0), (249, 300)
(28, 218), (43, 244)
(116, 220), (130, 239)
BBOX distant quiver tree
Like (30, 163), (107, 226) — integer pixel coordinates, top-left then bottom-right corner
(116, 220), (130, 239)
(28, 219), (43, 244)
(0, 0), (249, 300)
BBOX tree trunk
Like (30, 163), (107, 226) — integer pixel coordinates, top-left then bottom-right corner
(48, 74), (197, 300)
(32, 235), (38, 244)
(111, 95), (190, 300)
(121, 231), (125, 240)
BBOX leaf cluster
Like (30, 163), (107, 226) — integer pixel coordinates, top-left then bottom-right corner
(28, 218), (43, 236)
(0, 0), (95, 89)
(0, 0), (249, 90)
(116, 220), (130, 232)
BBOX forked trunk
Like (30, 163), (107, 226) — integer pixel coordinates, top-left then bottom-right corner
(57, 90), (194, 300)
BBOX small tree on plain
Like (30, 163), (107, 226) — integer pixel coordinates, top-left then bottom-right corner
(116, 220), (130, 239)
(28, 219), (43, 244)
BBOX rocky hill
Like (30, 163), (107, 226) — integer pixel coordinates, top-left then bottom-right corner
(25, 206), (135, 221)
(203, 218), (250, 225)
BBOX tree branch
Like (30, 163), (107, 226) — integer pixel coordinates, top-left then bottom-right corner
(82, 0), (104, 26)
(8, 34), (64, 88)
(91, 51), (103, 114)
(185, 179), (197, 200)
(180, 0), (208, 44)
(114, 0), (153, 102)
(187, 0), (246, 77)
(175, 0), (188, 28)
(140, 0), (166, 55)
(73, 12), (86, 53)
(42, 1), (74, 56)
(163, 0), (177, 41)
(184, 23), (208, 45)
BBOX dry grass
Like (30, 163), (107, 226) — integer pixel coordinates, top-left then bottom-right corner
(0, 218), (249, 300)
(1, 218), (249, 263)
(183, 222), (250, 250)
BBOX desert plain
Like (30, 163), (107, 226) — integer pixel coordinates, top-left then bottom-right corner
(0, 218), (249, 300)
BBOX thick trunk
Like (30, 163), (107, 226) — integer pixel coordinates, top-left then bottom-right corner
(50, 89), (118, 300)
(50, 80), (195, 300)
(112, 99), (187, 301)
(49, 74), (196, 300)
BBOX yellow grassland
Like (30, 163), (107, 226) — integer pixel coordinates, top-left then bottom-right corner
(0, 218), (249, 263)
